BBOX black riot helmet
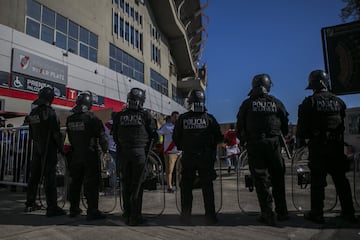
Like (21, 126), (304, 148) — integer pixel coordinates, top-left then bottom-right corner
(188, 89), (206, 112)
(306, 70), (329, 91)
(75, 91), (93, 111)
(127, 88), (146, 110)
(33, 87), (55, 105)
(251, 74), (272, 92)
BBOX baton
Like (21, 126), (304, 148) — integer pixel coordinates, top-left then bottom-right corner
(280, 133), (292, 159)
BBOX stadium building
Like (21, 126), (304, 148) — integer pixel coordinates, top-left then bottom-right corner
(0, 0), (208, 123)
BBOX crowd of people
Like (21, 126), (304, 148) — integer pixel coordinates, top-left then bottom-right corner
(0, 69), (358, 226)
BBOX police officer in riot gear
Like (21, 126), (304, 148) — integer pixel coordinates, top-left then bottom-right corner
(112, 88), (158, 226)
(297, 70), (356, 224)
(25, 87), (66, 217)
(173, 89), (223, 225)
(66, 91), (108, 220)
(236, 74), (289, 226)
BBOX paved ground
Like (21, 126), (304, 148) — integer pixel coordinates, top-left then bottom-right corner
(1, 166), (360, 240)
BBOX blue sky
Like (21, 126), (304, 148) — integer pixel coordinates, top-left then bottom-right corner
(202, 0), (360, 124)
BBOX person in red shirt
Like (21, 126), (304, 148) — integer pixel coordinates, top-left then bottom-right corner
(224, 124), (240, 173)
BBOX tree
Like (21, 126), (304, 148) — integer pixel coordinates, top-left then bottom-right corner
(340, 0), (360, 21)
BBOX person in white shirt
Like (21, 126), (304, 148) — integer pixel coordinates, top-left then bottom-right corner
(157, 111), (180, 193)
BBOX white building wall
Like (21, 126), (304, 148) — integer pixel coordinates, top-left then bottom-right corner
(0, 24), (186, 116)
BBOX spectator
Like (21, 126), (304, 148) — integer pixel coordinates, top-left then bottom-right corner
(157, 111), (180, 193)
(0, 116), (5, 128)
(224, 123), (240, 173)
(105, 113), (118, 163)
(103, 117), (117, 188)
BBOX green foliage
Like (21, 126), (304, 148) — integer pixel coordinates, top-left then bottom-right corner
(340, 0), (360, 21)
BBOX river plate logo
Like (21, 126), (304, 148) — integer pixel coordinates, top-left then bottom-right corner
(19, 55), (30, 70)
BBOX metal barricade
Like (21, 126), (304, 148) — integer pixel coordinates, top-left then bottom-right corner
(175, 152), (223, 215)
(236, 150), (259, 215)
(291, 146), (338, 212)
(80, 152), (119, 213)
(0, 126), (32, 187)
(117, 149), (166, 217)
(38, 152), (68, 209)
(0, 126), (68, 209)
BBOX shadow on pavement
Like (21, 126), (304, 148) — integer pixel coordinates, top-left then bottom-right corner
(0, 210), (358, 230)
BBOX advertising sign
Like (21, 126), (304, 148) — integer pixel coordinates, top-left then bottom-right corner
(11, 73), (66, 98)
(12, 48), (68, 85)
(66, 87), (104, 106)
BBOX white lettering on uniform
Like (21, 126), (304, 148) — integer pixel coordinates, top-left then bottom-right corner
(68, 122), (85, 131)
(120, 114), (142, 126)
(316, 99), (340, 112)
(29, 115), (40, 124)
(252, 101), (277, 112)
(183, 118), (208, 129)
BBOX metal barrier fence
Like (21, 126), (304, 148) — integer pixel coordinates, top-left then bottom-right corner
(2, 126), (360, 214)
(0, 126), (32, 187)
